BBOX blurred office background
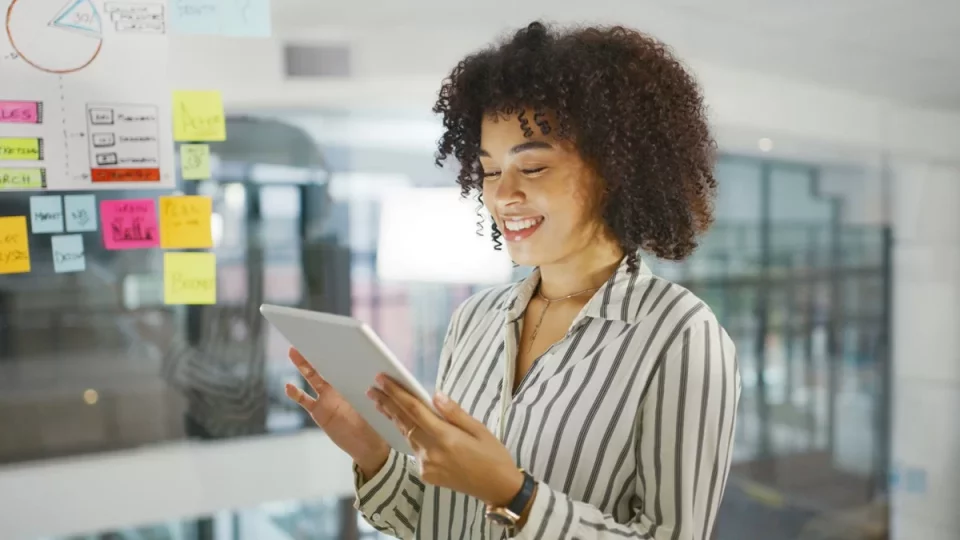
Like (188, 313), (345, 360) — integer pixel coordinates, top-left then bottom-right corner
(1, 1), (958, 539)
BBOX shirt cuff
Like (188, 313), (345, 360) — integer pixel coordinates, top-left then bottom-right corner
(513, 482), (568, 539)
(352, 449), (408, 518)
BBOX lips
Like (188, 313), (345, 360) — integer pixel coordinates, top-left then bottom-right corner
(501, 216), (544, 242)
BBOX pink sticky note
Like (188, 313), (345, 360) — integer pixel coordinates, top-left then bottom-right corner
(0, 101), (42, 124)
(100, 198), (160, 250)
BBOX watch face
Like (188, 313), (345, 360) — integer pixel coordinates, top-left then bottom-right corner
(485, 508), (519, 526)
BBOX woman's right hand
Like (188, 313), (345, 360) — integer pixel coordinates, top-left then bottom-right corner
(285, 347), (390, 479)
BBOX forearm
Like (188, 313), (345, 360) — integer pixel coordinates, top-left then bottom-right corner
(355, 441), (391, 480)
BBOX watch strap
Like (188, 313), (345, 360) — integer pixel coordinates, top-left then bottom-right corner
(507, 470), (536, 516)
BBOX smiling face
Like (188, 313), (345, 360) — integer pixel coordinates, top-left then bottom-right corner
(479, 111), (613, 268)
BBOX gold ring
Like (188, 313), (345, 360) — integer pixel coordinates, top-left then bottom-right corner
(406, 426), (416, 439)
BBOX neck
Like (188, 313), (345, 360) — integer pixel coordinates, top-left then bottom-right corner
(538, 242), (625, 300)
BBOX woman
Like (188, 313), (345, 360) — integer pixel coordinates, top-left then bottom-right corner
(286, 21), (740, 540)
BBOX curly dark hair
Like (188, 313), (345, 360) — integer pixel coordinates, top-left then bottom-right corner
(433, 21), (717, 266)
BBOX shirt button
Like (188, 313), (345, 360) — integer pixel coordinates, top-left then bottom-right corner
(372, 513), (382, 523)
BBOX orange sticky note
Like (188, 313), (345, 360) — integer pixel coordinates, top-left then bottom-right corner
(159, 195), (213, 249)
(164, 251), (216, 305)
(0, 216), (30, 274)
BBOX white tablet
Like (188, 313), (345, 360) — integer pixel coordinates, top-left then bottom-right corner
(260, 304), (436, 455)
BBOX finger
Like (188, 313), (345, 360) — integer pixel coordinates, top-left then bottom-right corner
(285, 383), (316, 411)
(368, 386), (416, 430)
(374, 399), (423, 449)
(289, 347), (329, 395)
(376, 375), (445, 434)
(434, 392), (486, 438)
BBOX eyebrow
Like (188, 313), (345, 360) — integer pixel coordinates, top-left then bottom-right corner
(478, 140), (554, 158)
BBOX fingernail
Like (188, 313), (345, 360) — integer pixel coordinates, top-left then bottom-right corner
(435, 392), (449, 405)
(375, 374), (386, 386)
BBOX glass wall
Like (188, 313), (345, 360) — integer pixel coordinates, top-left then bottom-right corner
(1, 109), (891, 540)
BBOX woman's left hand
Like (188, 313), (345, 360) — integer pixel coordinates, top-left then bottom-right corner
(367, 374), (524, 507)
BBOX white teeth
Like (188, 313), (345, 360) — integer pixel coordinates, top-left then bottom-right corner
(503, 217), (543, 231)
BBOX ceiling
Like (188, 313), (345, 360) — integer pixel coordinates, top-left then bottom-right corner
(272, 0), (960, 110)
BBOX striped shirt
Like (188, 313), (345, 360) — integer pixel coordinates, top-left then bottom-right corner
(353, 255), (741, 539)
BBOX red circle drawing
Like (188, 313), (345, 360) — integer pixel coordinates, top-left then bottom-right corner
(6, 0), (103, 75)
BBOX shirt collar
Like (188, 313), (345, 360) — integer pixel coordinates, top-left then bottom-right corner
(501, 252), (654, 324)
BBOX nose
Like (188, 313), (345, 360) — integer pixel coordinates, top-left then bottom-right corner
(493, 170), (524, 207)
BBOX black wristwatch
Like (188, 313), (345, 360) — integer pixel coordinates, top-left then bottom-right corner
(485, 469), (536, 531)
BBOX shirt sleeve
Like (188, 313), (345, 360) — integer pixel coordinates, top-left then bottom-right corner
(515, 317), (741, 540)
(352, 303), (464, 538)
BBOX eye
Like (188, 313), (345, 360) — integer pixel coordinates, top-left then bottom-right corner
(482, 171), (501, 180)
(521, 167), (547, 176)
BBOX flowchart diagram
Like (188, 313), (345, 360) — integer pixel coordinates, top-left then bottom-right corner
(0, 0), (174, 191)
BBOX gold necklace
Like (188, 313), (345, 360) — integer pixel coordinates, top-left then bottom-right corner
(526, 284), (601, 355)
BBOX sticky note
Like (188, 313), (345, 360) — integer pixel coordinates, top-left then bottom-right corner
(180, 144), (211, 180)
(172, 90), (226, 141)
(164, 251), (216, 304)
(100, 198), (160, 250)
(0, 168), (45, 189)
(64, 194), (98, 232)
(30, 195), (64, 233)
(0, 100), (42, 124)
(169, 0), (271, 37)
(0, 216), (30, 274)
(0, 138), (43, 161)
(159, 195), (213, 249)
(51, 234), (86, 273)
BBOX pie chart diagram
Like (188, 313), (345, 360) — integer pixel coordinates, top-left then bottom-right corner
(5, 0), (103, 74)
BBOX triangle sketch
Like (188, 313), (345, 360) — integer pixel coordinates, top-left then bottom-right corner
(49, 0), (103, 39)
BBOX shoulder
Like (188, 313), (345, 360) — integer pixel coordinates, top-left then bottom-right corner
(448, 281), (517, 340)
(630, 277), (734, 357)
(638, 279), (738, 383)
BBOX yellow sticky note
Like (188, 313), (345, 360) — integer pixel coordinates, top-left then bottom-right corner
(159, 195), (213, 249)
(0, 138), (43, 161)
(164, 252), (216, 305)
(180, 144), (211, 180)
(172, 90), (226, 142)
(0, 216), (31, 274)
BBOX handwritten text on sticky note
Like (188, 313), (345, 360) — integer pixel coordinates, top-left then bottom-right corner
(0, 101), (42, 124)
(169, 0), (271, 37)
(52, 234), (86, 273)
(64, 194), (98, 232)
(30, 195), (64, 233)
(159, 195), (213, 249)
(100, 198), (160, 250)
(0, 216), (30, 274)
(172, 90), (226, 141)
(180, 144), (211, 180)
(164, 251), (217, 304)
(0, 138), (43, 161)
(0, 168), (45, 189)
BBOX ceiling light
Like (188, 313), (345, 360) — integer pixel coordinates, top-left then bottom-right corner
(758, 138), (773, 152)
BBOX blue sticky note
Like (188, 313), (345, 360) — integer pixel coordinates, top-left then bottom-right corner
(169, 0), (271, 37)
(51, 234), (86, 273)
(905, 467), (927, 494)
(64, 194), (98, 232)
(30, 195), (64, 234)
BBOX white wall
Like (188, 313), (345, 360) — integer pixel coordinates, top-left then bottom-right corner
(169, 28), (960, 163)
(1, 22), (959, 540)
(889, 160), (960, 540)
